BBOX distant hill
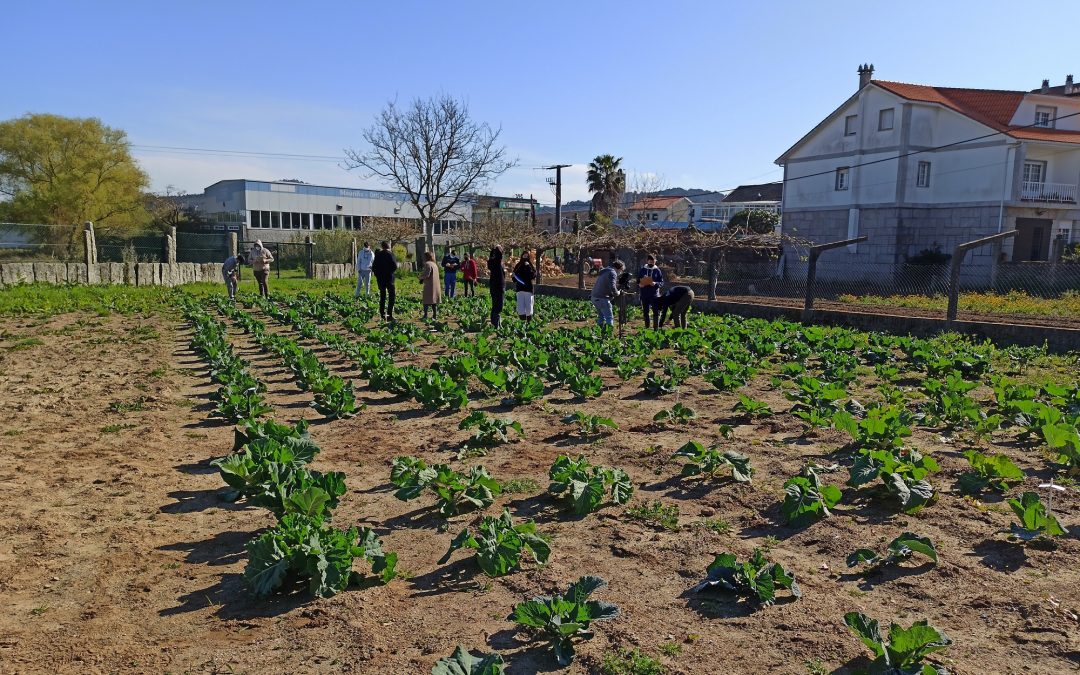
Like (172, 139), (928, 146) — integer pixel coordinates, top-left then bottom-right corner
(536, 187), (720, 213)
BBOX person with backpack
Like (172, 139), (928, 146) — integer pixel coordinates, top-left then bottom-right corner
(636, 253), (664, 328)
(488, 245), (505, 327)
(371, 241), (398, 321)
(355, 241), (375, 297)
(590, 259), (625, 329)
(512, 251), (536, 322)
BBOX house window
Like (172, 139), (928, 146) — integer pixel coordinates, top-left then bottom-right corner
(270, 211), (281, 228)
(1035, 106), (1056, 128)
(878, 108), (895, 131)
(652, 213), (658, 221)
(835, 167), (850, 191)
(1022, 160), (1046, 185)
(916, 161), (931, 188)
(844, 115), (858, 136)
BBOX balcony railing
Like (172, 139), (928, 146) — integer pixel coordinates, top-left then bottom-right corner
(1019, 181), (1078, 204)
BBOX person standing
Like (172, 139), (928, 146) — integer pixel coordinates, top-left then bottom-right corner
(635, 253), (665, 328)
(371, 241), (398, 321)
(488, 245), (505, 327)
(441, 247), (460, 299)
(460, 252), (478, 297)
(656, 284), (695, 328)
(591, 259), (624, 329)
(249, 240), (274, 298)
(221, 253), (246, 301)
(355, 241), (375, 297)
(420, 251), (443, 320)
(512, 251), (536, 322)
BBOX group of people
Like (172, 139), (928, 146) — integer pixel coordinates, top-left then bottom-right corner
(590, 254), (694, 330)
(225, 238), (692, 330)
(222, 240), (276, 300)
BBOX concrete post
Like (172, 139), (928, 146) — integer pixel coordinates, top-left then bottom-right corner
(707, 248), (718, 301)
(304, 235), (314, 278)
(168, 226), (177, 264)
(84, 222), (97, 265)
(228, 232), (238, 258)
(350, 238), (358, 265)
(83, 223), (97, 284)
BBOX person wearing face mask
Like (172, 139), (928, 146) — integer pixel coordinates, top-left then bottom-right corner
(635, 253), (664, 329)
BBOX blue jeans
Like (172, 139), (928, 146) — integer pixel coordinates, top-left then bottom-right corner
(355, 269), (371, 296)
(444, 271), (457, 298)
(593, 298), (613, 327)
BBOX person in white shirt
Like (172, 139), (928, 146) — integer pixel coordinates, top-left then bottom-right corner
(355, 241), (375, 297)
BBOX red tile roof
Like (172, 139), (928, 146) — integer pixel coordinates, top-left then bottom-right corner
(629, 196), (684, 210)
(874, 80), (1080, 145)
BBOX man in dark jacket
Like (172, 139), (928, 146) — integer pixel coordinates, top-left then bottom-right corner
(371, 241), (398, 321)
(635, 253), (664, 328)
(656, 284), (694, 328)
(487, 245), (505, 327)
(441, 248), (460, 298)
(590, 260), (624, 329)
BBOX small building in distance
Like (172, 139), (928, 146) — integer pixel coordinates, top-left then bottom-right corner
(690, 184), (782, 231)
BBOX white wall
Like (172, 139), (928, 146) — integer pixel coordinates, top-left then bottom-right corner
(1010, 94), (1080, 131)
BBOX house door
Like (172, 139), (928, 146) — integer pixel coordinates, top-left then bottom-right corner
(1013, 217), (1053, 261)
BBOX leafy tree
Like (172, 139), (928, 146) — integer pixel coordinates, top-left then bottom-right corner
(344, 95), (516, 249)
(0, 113), (150, 254)
(586, 154), (625, 220)
(727, 208), (779, 234)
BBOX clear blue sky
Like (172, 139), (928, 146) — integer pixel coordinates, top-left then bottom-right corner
(6, 0), (1079, 206)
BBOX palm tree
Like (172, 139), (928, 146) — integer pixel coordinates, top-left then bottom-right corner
(586, 154), (625, 220)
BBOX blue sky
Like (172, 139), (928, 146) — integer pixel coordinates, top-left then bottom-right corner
(6, 0), (1079, 205)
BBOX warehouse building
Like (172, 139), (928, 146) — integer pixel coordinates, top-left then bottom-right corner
(177, 179), (470, 245)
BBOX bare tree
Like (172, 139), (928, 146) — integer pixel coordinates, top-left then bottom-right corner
(361, 215), (422, 248)
(344, 95), (517, 249)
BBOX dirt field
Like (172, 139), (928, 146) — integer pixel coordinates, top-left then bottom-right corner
(0, 298), (1078, 675)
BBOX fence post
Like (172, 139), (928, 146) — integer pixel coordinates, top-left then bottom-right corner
(83, 222), (97, 283)
(350, 238), (358, 265)
(802, 235), (868, 322)
(228, 232), (238, 258)
(707, 248), (717, 301)
(167, 226), (177, 264)
(304, 236), (314, 278)
(946, 230), (1017, 325)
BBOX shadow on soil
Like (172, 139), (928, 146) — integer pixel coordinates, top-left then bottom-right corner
(160, 573), (307, 620)
(408, 557), (482, 598)
(158, 529), (258, 567)
(969, 538), (1028, 572)
(485, 631), (565, 674)
(837, 562), (936, 590)
(159, 488), (249, 515)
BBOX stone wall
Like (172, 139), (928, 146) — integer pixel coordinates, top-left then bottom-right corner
(0, 262), (223, 287)
(313, 263), (356, 280)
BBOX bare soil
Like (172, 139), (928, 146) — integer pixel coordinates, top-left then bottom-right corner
(0, 304), (1078, 675)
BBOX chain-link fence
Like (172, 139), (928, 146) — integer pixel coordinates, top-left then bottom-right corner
(0, 223), (87, 262)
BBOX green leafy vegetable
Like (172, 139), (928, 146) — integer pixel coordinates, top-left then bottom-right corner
(439, 508), (550, 577)
(692, 549), (801, 606)
(548, 454), (633, 514)
(431, 646), (506, 675)
(671, 441), (753, 483)
(1007, 491), (1068, 541)
(510, 575), (619, 666)
(847, 533), (938, 570)
(780, 467), (842, 526)
(844, 612), (951, 675)
(958, 450), (1023, 495)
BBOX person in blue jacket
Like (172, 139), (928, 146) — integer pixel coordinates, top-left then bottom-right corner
(635, 253), (664, 328)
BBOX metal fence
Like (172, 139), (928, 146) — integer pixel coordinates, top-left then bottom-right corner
(0, 223), (86, 262)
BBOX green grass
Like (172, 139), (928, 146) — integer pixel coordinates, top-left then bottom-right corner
(108, 397), (147, 414)
(836, 289), (1080, 318)
(625, 500), (680, 531)
(601, 648), (666, 675)
(501, 478), (540, 494)
(4, 337), (44, 351)
(100, 423), (137, 434)
(658, 642), (682, 657)
(691, 518), (732, 535)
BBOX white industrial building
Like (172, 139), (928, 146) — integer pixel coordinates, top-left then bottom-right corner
(177, 179), (470, 244)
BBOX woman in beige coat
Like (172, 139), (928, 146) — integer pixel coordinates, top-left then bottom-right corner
(420, 251), (442, 320)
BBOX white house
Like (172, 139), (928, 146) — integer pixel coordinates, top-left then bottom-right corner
(776, 65), (1080, 282)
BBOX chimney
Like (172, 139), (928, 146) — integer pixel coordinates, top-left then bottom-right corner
(857, 63), (875, 90)
(1066, 75), (1075, 95)
(1041, 78), (1050, 94)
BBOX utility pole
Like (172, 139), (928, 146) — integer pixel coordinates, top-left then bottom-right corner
(543, 164), (572, 234)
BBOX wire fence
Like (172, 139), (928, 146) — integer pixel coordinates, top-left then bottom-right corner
(0, 223), (87, 262)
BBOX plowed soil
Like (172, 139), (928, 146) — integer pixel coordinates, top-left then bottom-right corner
(0, 300), (1077, 675)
